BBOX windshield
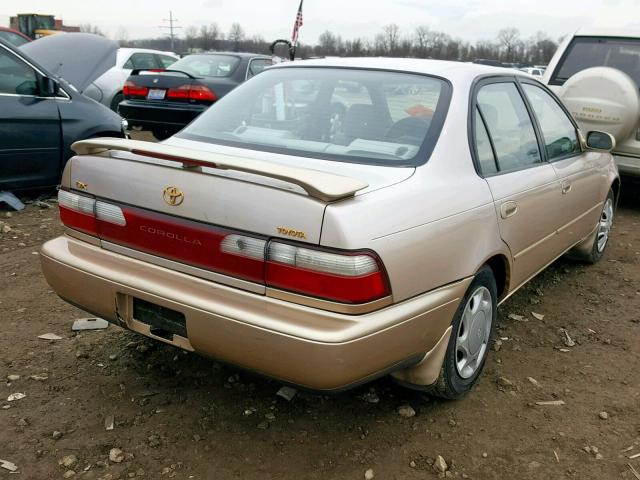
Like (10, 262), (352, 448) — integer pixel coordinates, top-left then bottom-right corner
(178, 67), (451, 166)
(551, 37), (640, 86)
(170, 54), (240, 77)
(0, 31), (30, 48)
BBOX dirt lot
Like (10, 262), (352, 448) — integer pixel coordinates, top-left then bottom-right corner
(0, 187), (639, 480)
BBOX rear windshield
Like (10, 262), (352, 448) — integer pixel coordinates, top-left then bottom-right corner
(0, 31), (29, 47)
(551, 37), (640, 86)
(178, 67), (451, 166)
(170, 54), (240, 78)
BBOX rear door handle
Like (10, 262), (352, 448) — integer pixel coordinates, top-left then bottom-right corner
(561, 180), (572, 195)
(500, 201), (518, 219)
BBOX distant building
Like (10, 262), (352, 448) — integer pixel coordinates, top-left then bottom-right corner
(54, 19), (80, 33)
(10, 13), (79, 39)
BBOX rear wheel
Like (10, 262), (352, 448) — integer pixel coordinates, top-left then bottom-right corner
(426, 266), (497, 399)
(110, 93), (124, 113)
(583, 189), (615, 264)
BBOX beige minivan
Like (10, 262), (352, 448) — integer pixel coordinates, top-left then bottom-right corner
(40, 58), (619, 399)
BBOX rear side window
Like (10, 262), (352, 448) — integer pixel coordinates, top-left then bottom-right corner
(157, 54), (177, 68)
(477, 82), (542, 173)
(0, 31), (30, 47)
(551, 37), (640, 86)
(474, 108), (498, 175)
(170, 55), (241, 78)
(247, 59), (271, 78)
(178, 67), (451, 167)
(0, 47), (38, 96)
(124, 52), (159, 70)
(522, 84), (580, 161)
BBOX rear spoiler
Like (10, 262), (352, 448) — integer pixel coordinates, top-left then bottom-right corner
(130, 68), (200, 79)
(71, 138), (369, 202)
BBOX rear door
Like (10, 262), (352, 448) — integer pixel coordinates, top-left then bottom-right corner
(0, 43), (61, 190)
(472, 78), (565, 289)
(519, 80), (604, 247)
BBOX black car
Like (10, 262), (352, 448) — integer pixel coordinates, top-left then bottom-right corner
(119, 52), (272, 139)
(0, 34), (125, 192)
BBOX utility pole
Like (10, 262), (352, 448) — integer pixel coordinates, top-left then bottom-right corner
(160, 11), (181, 51)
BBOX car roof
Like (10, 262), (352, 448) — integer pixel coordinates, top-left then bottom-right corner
(271, 57), (527, 82)
(191, 51), (270, 58)
(0, 26), (31, 41)
(118, 47), (178, 56)
(574, 26), (640, 39)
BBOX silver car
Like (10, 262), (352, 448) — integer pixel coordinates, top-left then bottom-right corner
(40, 58), (618, 399)
(84, 48), (179, 111)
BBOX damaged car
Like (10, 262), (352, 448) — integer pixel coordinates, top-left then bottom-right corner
(41, 59), (618, 398)
(0, 34), (125, 192)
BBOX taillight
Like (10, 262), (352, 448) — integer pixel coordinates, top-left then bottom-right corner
(189, 84), (216, 102)
(58, 191), (390, 305)
(58, 190), (126, 236)
(123, 80), (148, 99)
(265, 242), (389, 304)
(166, 84), (190, 100)
(58, 190), (98, 235)
(166, 84), (217, 103)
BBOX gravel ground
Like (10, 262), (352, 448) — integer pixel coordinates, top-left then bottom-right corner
(0, 186), (638, 480)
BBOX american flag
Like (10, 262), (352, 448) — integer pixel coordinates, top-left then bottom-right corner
(292, 0), (304, 45)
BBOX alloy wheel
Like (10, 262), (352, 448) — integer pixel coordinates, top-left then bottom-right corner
(455, 286), (492, 379)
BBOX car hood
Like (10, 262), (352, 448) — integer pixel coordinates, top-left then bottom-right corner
(20, 33), (117, 92)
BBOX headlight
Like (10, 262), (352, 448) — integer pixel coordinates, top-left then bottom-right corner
(121, 118), (129, 132)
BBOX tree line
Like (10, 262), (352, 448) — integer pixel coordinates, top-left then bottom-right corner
(87, 23), (560, 65)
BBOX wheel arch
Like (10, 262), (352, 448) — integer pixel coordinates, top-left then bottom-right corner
(481, 253), (511, 302)
(611, 176), (621, 206)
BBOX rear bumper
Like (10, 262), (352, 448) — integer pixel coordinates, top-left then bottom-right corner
(40, 235), (468, 391)
(118, 100), (209, 132)
(614, 153), (640, 177)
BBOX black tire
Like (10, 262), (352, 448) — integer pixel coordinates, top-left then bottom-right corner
(582, 189), (615, 264)
(110, 93), (124, 113)
(426, 266), (498, 400)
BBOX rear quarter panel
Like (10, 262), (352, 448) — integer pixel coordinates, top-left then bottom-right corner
(321, 89), (508, 302)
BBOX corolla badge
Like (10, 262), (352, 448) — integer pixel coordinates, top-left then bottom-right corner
(163, 186), (184, 206)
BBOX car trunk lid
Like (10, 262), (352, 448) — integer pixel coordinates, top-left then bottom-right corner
(124, 70), (216, 104)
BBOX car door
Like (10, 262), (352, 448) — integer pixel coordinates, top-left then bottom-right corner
(472, 78), (565, 289)
(0, 43), (61, 191)
(519, 80), (604, 247)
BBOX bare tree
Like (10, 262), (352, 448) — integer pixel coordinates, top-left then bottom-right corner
(114, 26), (129, 47)
(415, 25), (430, 57)
(228, 22), (245, 51)
(528, 31), (557, 64)
(79, 24), (105, 36)
(318, 30), (338, 55)
(184, 26), (199, 51)
(201, 23), (222, 51)
(382, 23), (400, 55)
(497, 27), (521, 62)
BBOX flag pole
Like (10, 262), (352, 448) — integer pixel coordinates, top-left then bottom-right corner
(291, 0), (304, 60)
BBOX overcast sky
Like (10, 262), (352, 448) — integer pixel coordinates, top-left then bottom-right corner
(2, 0), (640, 44)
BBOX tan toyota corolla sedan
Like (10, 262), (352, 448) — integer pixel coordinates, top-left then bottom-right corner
(40, 58), (619, 399)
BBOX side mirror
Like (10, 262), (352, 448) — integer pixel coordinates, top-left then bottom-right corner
(39, 76), (59, 97)
(586, 131), (616, 152)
